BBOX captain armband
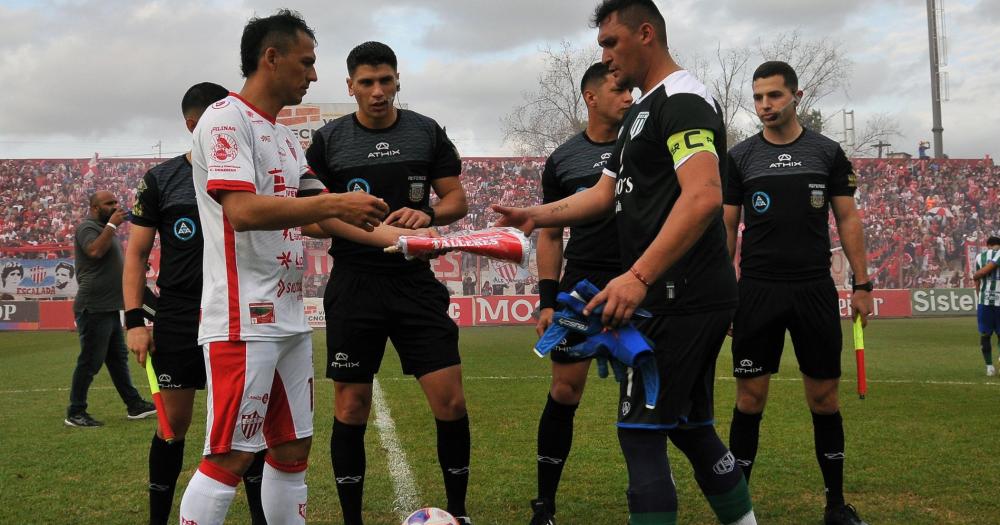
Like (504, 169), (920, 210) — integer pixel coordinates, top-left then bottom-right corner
(666, 129), (717, 166)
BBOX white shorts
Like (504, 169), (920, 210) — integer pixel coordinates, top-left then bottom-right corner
(202, 332), (314, 455)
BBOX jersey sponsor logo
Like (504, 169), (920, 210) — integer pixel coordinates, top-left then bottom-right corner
(629, 111), (650, 139)
(211, 99), (229, 109)
(593, 152), (612, 169)
(768, 152), (803, 168)
(211, 132), (239, 163)
(173, 218), (197, 241)
(347, 178), (371, 193)
(408, 182), (425, 202)
(240, 410), (264, 439)
(369, 141), (401, 158)
(276, 251), (293, 269)
(247, 392), (270, 404)
(810, 189), (826, 208)
(249, 302), (275, 324)
(751, 191), (771, 214)
(260, 135), (271, 143)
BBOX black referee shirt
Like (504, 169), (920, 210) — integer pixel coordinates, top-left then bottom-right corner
(724, 128), (856, 281)
(304, 110), (462, 273)
(603, 70), (737, 315)
(542, 131), (619, 272)
(130, 154), (202, 301)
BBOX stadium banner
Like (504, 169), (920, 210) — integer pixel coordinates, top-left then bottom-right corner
(0, 301), (40, 330)
(473, 295), (539, 326)
(910, 288), (977, 317)
(39, 301), (75, 330)
(448, 297), (475, 327)
(837, 289), (913, 318)
(304, 298), (325, 329)
(0, 258), (78, 300)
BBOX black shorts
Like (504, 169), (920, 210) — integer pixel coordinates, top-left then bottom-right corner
(618, 308), (733, 430)
(551, 266), (619, 365)
(324, 267), (460, 382)
(731, 277), (842, 380)
(151, 299), (205, 390)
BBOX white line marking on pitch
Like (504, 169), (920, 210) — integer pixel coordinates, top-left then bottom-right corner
(372, 377), (420, 520)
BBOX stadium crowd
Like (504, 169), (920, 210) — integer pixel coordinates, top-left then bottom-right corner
(2, 155), (997, 290)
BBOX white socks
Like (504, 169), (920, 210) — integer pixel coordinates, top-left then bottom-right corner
(260, 457), (308, 525)
(178, 460), (239, 525)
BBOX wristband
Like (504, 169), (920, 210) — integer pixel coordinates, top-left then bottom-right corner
(105, 222), (118, 231)
(629, 266), (651, 287)
(538, 279), (559, 309)
(124, 309), (146, 329)
(420, 205), (436, 225)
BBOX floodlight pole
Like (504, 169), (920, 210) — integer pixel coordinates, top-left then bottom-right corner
(926, 0), (944, 158)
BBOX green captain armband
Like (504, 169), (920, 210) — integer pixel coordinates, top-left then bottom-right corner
(666, 129), (717, 165)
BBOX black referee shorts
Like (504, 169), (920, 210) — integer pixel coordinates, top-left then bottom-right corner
(324, 267), (460, 383)
(731, 277), (842, 380)
(550, 266), (620, 364)
(151, 299), (206, 390)
(617, 308), (734, 430)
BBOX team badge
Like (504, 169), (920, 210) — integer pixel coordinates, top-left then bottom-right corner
(212, 132), (238, 163)
(173, 218), (196, 241)
(629, 111), (650, 139)
(240, 410), (265, 439)
(751, 191), (771, 214)
(713, 452), (737, 475)
(621, 401), (632, 416)
(810, 189), (825, 209)
(347, 178), (371, 193)
(409, 182), (425, 202)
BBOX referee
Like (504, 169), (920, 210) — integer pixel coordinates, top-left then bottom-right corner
(530, 61), (632, 525)
(123, 82), (267, 525)
(497, 2), (757, 523)
(723, 61), (873, 525)
(972, 235), (1000, 376)
(301, 41), (472, 524)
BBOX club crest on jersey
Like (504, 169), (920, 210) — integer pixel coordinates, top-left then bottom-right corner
(369, 141), (401, 158)
(212, 132), (238, 163)
(769, 152), (803, 168)
(173, 218), (196, 241)
(408, 182), (425, 202)
(810, 189), (825, 208)
(347, 178), (371, 193)
(751, 191), (771, 214)
(629, 111), (650, 139)
(240, 410), (264, 439)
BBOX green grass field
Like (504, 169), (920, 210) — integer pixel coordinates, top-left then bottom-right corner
(1, 318), (998, 524)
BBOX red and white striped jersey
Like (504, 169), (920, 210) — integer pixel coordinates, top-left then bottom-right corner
(192, 93), (323, 344)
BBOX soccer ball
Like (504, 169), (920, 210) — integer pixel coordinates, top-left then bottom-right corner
(401, 507), (459, 525)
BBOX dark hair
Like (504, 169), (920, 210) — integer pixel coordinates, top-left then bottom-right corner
(240, 9), (315, 78)
(753, 61), (799, 92)
(346, 41), (397, 75)
(181, 82), (229, 116)
(591, 0), (667, 44)
(55, 261), (75, 278)
(988, 236), (1000, 246)
(580, 62), (612, 94)
(1, 263), (23, 285)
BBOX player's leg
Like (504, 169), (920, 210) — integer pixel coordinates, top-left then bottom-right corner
(260, 332), (314, 525)
(332, 381), (374, 525)
(618, 427), (677, 525)
(979, 305), (997, 375)
(66, 310), (107, 424)
(148, 386), (196, 525)
(101, 312), (148, 413)
(791, 278), (864, 525)
(390, 271), (469, 520)
(534, 357), (590, 520)
(729, 279), (788, 482)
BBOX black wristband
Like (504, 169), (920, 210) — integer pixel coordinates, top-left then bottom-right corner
(420, 205), (436, 225)
(124, 309), (146, 329)
(538, 279), (559, 309)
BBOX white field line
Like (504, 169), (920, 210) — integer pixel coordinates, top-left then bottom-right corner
(371, 377), (420, 520)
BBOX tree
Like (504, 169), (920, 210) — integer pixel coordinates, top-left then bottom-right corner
(756, 30), (852, 117)
(843, 113), (902, 158)
(800, 108), (823, 134)
(500, 41), (597, 156)
(709, 44), (752, 144)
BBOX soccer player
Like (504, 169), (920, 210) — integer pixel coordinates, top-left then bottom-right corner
(123, 82), (269, 525)
(496, 2), (757, 523)
(529, 61), (633, 525)
(300, 41), (471, 525)
(723, 61), (873, 525)
(972, 235), (1000, 376)
(177, 11), (389, 525)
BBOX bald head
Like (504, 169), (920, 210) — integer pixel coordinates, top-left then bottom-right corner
(88, 191), (119, 222)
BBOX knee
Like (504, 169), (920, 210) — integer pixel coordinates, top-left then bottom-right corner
(335, 394), (371, 424)
(269, 437), (311, 464)
(550, 378), (584, 405)
(206, 450), (256, 476)
(735, 388), (766, 414)
(806, 388), (839, 414)
(435, 392), (467, 420)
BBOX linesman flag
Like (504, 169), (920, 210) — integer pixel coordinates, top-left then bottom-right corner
(853, 314), (868, 400)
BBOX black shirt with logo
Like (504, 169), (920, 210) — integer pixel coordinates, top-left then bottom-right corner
(131, 154), (203, 302)
(542, 132), (619, 272)
(603, 70), (737, 314)
(304, 110), (462, 274)
(724, 128), (856, 281)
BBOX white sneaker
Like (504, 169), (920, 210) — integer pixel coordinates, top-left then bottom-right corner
(987, 365), (996, 377)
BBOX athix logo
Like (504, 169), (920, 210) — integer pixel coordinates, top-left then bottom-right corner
(593, 151), (613, 168)
(369, 141), (400, 158)
(769, 152), (803, 168)
(740, 359), (753, 367)
(537, 455), (564, 465)
(335, 352), (349, 361)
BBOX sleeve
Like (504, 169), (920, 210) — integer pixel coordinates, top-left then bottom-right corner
(659, 94), (720, 170)
(602, 133), (625, 180)
(198, 107), (257, 198)
(723, 152), (744, 206)
(540, 156), (562, 204)
(430, 123), (462, 180)
(829, 146), (857, 197)
(298, 132), (328, 198)
(76, 223), (100, 252)
(130, 171), (159, 227)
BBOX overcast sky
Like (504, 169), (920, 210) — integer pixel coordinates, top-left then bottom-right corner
(1, 0), (996, 160)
